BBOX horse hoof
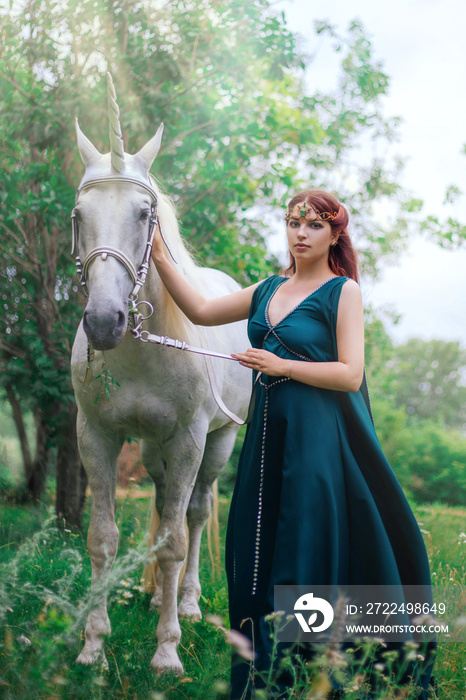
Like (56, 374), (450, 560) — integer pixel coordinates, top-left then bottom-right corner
(151, 649), (184, 676)
(178, 600), (202, 621)
(76, 650), (109, 670)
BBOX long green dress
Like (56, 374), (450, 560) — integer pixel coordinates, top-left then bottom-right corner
(225, 275), (436, 699)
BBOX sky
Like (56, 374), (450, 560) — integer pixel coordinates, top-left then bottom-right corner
(276, 0), (466, 346)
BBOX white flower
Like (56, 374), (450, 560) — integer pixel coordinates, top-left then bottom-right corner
(206, 614), (224, 628)
(122, 590), (134, 599)
(224, 629), (255, 660)
(264, 610), (284, 622)
(403, 641), (419, 650)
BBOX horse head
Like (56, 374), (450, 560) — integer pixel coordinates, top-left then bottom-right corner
(73, 73), (163, 350)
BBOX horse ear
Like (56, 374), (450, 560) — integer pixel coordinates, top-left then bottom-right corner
(75, 117), (102, 166)
(135, 123), (164, 171)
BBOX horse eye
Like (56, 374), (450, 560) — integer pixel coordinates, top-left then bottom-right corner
(139, 210), (150, 221)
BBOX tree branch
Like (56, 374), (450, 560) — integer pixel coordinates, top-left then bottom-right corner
(0, 70), (68, 130)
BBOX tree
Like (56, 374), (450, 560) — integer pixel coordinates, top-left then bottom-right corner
(390, 338), (466, 431)
(0, 0), (453, 524)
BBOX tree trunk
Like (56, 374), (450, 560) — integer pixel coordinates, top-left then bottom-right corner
(55, 402), (87, 529)
(4, 383), (32, 479)
(26, 409), (50, 500)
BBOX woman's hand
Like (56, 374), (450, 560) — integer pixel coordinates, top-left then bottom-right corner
(232, 348), (289, 377)
(150, 221), (166, 266)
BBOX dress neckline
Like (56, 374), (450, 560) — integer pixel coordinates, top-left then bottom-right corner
(265, 276), (341, 329)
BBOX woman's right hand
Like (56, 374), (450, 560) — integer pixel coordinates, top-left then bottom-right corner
(148, 218), (260, 326)
(151, 220), (167, 267)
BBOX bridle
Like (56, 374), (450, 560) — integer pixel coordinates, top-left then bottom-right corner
(71, 175), (251, 426)
(71, 176), (170, 302)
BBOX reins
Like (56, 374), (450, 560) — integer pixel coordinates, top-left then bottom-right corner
(72, 176), (250, 426)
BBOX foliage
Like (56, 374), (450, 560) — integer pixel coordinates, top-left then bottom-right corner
(370, 398), (466, 507)
(364, 315), (466, 506)
(388, 338), (466, 431)
(0, 495), (465, 699)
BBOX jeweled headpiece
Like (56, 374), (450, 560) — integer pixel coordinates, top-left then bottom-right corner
(285, 201), (338, 222)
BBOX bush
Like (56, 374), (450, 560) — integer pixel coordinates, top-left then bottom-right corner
(372, 398), (466, 506)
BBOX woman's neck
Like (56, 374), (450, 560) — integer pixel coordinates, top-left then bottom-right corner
(292, 260), (335, 285)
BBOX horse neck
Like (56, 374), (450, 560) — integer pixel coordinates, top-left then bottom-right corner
(141, 262), (199, 345)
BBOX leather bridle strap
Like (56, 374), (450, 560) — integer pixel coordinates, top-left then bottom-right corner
(71, 175), (177, 297)
(205, 355), (258, 426)
(135, 329), (256, 426)
(82, 246), (139, 285)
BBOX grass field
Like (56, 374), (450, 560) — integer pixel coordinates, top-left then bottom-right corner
(0, 488), (465, 700)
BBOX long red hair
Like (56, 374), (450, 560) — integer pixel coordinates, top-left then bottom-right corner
(284, 189), (359, 283)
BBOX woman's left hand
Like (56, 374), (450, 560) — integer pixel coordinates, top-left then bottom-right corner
(231, 348), (289, 377)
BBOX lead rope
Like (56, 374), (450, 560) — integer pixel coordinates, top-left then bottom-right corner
(84, 317), (254, 426)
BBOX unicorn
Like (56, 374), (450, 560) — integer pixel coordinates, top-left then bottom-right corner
(71, 74), (250, 674)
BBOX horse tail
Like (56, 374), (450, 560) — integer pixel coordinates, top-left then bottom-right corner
(143, 483), (220, 593)
(143, 492), (160, 593)
(142, 493), (189, 593)
(207, 479), (221, 578)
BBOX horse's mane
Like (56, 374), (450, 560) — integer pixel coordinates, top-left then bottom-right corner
(151, 178), (224, 348)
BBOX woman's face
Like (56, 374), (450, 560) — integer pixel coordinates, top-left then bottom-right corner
(286, 204), (337, 262)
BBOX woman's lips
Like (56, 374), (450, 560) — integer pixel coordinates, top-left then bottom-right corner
(295, 244), (309, 250)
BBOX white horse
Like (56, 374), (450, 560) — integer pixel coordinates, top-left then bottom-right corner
(70, 75), (250, 674)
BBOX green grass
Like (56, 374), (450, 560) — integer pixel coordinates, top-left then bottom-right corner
(0, 495), (464, 699)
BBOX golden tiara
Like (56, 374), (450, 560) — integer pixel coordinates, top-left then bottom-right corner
(285, 202), (338, 222)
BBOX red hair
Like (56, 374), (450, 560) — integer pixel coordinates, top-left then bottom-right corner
(284, 189), (359, 283)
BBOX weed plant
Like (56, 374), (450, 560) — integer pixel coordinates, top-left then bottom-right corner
(0, 495), (464, 699)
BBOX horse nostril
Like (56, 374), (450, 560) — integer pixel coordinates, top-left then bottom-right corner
(115, 310), (126, 331)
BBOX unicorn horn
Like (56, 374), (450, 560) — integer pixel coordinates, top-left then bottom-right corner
(107, 72), (125, 173)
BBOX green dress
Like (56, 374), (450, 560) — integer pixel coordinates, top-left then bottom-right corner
(225, 275), (436, 699)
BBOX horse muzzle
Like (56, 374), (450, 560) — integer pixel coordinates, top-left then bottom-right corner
(83, 302), (128, 350)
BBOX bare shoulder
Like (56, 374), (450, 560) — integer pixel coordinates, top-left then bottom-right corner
(336, 279), (363, 323)
(339, 278), (363, 303)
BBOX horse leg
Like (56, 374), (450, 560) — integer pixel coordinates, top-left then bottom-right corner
(178, 424), (238, 620)
(76, 412), (122, 667)
(140, 441), (166, 609)
(150, 429), (207, 675)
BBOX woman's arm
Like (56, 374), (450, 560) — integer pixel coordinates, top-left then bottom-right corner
(232, 279), (365, 392)
(151, 225), (259, 326)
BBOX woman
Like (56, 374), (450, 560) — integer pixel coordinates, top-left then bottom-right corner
(150, 189), (436, 699)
